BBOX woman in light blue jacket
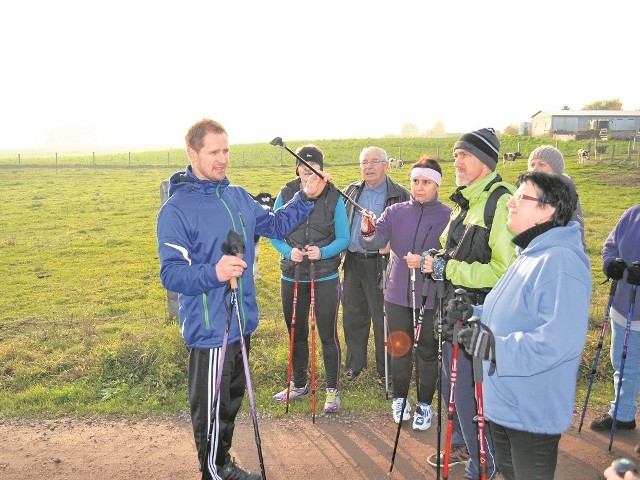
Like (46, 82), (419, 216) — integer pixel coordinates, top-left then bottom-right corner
(452, 172), (591, 480)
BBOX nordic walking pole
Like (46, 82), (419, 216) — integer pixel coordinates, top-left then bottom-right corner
(435, 275), (445, 480)
(382, 253), (390, 400)
(285, 262), (301, 413)
(310, 259), (317, 424)
(202, 230), (243, 474)
(442, 288), (466, 480)
(610, 261), (640, 451)
(270, 137), (367, 214)
(389, 263), (417, 473)
(466, 315), (488, 480)
(578, 275), (621, 432)
(226, 231), (267, 479)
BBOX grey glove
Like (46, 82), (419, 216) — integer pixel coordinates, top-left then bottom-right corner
(458, 321), (496, 374)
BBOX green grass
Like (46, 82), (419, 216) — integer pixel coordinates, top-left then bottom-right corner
(0, 136), (639, 420)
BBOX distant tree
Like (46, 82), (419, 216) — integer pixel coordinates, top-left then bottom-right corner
(582, 99), (623, 110)
(401, 123), (420, 137)
(503, 124), (519, 135)
(430, 121), (446, 137)
(561, 105), (570, 110)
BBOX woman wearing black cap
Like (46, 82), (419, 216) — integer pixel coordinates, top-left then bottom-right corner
(270, 144), (350, 413)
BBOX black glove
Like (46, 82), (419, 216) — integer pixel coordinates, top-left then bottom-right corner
(458, 321), (495, 363)
(627, 261), (640, 286)
(441, 299), (473, 343)
(604, 258), (627, 281)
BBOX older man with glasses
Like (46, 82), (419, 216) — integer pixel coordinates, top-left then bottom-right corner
(341, 146), (410, 387)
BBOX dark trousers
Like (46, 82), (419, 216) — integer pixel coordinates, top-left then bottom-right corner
(490, 422), (560, 480)
(385, 302), (438, 404)
(188, 341), (248, 480)
(441, 341), (497, 479)
(281, 277), (342, 389)
(342, 252), (387, 378)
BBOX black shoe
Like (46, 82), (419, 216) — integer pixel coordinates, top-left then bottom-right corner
(590, 413), (636, 432)
(346, 369), (361, 381)
(219, 459), (262, 480)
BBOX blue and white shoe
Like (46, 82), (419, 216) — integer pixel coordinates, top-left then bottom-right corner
(412, 402), (432, 431)
(392, 397), (410, 423)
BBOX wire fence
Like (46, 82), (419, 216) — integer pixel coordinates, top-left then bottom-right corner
(1, 137), (639, 168)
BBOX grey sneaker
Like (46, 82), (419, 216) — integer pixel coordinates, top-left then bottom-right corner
(219, 458), (262, 480)
(272, 382), (308, 402)
(427, 445), (470, 468)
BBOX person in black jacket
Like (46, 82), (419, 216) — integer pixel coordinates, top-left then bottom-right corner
(341, 146), (410, 386)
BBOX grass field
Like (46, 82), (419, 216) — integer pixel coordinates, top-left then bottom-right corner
(0, 136), (639, 420)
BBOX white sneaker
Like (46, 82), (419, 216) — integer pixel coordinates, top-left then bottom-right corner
(412, 402), (432, 431)
(392, 397), (410, 423)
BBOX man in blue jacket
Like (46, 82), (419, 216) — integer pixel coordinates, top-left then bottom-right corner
(157, 119), (327, 480)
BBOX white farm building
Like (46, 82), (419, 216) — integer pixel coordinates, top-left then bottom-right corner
(530, 110), (640, 140)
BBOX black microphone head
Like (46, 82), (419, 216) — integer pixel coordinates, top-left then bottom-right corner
(270, 137), (284, 147)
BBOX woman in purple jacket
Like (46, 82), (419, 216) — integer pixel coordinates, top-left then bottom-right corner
(360, 157), (452, 430)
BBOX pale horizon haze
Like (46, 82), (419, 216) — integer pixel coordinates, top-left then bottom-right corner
(1, 0), (639, 152)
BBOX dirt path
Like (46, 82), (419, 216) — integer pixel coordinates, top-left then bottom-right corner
(1, 409), (637, 479)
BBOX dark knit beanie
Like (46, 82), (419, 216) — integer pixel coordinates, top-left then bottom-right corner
(295, 145), (324, 176)
(454, 128), (500, 171)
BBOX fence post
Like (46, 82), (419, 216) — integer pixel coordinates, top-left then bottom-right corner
(55, 152), (58, 167)
(160, 179), (179, 319)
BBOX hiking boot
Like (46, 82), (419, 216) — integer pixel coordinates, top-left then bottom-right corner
(272, 382), (308, 402)
(324, 388), (341, 413)
(219, 458), (262, 480)
(392, 397), (410, 423)
(589, 413), (636, 431)
(427, 445), (470, 469)
(412, 402), (432, 431)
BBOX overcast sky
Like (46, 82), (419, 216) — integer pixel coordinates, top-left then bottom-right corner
(1, 0), (638, 150)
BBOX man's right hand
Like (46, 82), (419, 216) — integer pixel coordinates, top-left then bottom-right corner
(360, 210), (376, 236)
(215, 255), (247, 283)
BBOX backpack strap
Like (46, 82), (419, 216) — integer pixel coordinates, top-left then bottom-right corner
(484, 185), (511, 230)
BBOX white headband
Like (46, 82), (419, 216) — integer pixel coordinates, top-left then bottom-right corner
(410, 167), (442, 186)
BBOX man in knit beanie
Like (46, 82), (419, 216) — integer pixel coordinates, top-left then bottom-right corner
(453, 127), (501, 174)
(527, 145), (565, 174)
(423, 127), (515, 477)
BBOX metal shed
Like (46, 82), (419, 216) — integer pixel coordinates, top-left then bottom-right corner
(530, 110), (640, 139)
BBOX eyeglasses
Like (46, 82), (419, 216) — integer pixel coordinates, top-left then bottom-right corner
(360, 159), (387, 167)
(509, 193), (541, 203)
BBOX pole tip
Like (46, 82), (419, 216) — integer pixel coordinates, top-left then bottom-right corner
(270, 137), (284, 147)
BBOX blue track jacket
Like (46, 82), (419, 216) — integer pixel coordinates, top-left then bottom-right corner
(474, 221), (591, 434)
(157, 167), (314, 349)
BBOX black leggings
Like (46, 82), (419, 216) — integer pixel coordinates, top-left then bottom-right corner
(281, 277), (342, 389)
(385, 302), (437, 404)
